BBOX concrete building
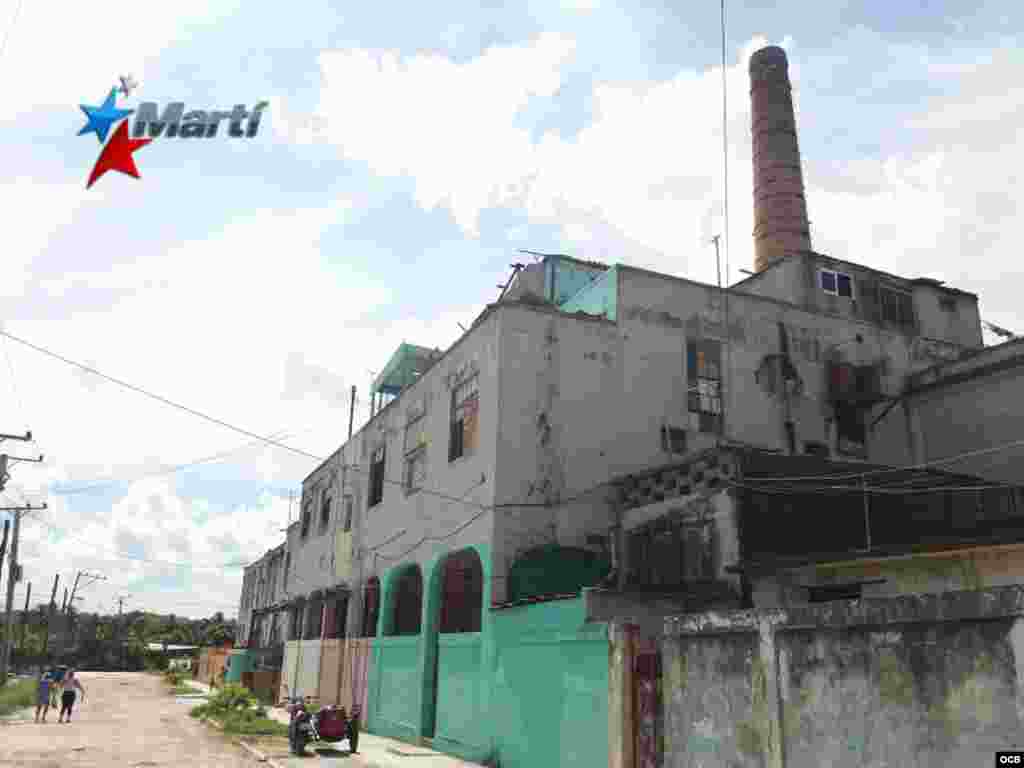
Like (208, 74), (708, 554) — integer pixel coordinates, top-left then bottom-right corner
(232, 44), (1022, 766)
(872, 335), (1024, 482)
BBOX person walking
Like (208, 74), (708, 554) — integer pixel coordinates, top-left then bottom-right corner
(34, 670), (52, 723)
(49, 666), (65, 710)
(57, 669), (85, 723)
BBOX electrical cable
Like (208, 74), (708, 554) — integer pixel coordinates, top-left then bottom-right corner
(0, 328), (326, 462)
(50, 427), (314, 496)
(733, 437), (1024, 483)
(20, 513), (254, 570)
(0, 0), (24, 64)
(729, 478), (1015, 495)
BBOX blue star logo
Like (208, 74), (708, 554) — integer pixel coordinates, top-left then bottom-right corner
(78, 88), (134, 144)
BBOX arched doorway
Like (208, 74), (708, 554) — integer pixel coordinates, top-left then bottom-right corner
(439, 549), (483, 634)
(426, 548), (485, 739)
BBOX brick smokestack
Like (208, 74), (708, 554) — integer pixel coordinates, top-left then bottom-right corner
(750, 46), (811, 273)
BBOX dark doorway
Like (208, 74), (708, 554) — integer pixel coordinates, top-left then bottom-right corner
(439, 549), (483, 634)
(391, 567), (423, 636)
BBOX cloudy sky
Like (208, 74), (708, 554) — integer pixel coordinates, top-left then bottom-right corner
(0, 1), (1020, 619)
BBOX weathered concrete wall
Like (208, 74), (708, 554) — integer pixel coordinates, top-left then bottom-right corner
(913, 284), (983, 349)
(914, 364), (1024, 484)
(754, 544), (1024, 610)
(352, 310), (500, 610)
(733, 255), (808, 307)
(870, 340), (1024, 482)
(663, 587), (1024, 768)
(493, 305), (622, 602)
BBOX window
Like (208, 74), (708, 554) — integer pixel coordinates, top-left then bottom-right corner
(404, 412), (427, 493)
(283, 553), (290, 592)
(627, 517), (713, 588)
(343, 495), (354, 532)
(300, 500), (311, 539)
(835, 402), (867, 457)
(820, 269), (853, 298)
(661, 426), (687, 454)
(449, 374), (479, 462)
(368, 445), (386, 508)
(880, 287), (915, 329)
(361, 578), (380, 638)
(320, 495), (332, 533)
(687, 339), (723, 434)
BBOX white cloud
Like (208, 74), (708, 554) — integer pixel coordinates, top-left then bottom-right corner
(308, 33), (578, 236)
(0, 191), (490, 617)
(303, 33), (1024, 326)
(0, 0), (243, 123)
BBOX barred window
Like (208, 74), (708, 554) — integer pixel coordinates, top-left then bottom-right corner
(449, 375), (479, 462)
(687, 339), (723, 434)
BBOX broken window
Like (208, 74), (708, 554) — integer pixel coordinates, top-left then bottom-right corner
(404, 412), (427, 493)
(687, 339), (723, 434)
(343, 495), (354, 532)
(449, 374), (479, 462)
(880, 286), (915, 329)
(320, 495), (332, 533)
(368, 445), (386, 508)
(820, 269), (853, 298)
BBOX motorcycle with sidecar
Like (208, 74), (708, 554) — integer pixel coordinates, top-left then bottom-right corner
(286, 696), (360, 756)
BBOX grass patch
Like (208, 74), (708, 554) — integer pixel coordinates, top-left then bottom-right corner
(0, 679), (36, 717)
(189, 683), (288, 737)
(173, 681), (203, 696)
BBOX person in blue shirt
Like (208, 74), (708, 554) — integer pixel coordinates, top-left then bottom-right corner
(35, 670), (52, 723)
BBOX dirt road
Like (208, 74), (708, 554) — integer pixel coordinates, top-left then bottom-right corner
(0, 671), (263, 768)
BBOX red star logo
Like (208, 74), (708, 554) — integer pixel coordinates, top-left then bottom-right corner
(86, 120), (151, 189)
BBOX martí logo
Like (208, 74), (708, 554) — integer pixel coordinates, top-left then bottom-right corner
(77, 78), (268, 189)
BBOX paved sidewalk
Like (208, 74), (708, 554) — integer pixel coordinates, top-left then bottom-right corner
(188, 681), (481, 768)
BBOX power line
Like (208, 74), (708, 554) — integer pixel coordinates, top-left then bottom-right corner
(730, 479), (1015, 496)
(1, 327), (505, 516)
(0, 328), (325, 463)
(21, 513), (254, 571)
(739, 437), (1024, 484)
(50, 427), (311, 496)
(0, 0), (24, 64)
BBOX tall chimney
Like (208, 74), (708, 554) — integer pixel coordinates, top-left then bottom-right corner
(750, 46), (812, 273)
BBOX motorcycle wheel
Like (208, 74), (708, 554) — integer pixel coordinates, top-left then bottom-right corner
(291, 730), (308, 756)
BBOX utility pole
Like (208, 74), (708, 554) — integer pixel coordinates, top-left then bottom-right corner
(348, 385), (356, 440)
(117, 596), (130, 670)
(0, 519), (8, 574)
(0, 502), (47, 684)
(45, 574), (59, 664)
(64, 572), (103, 655)
(19, 582), (30, 653)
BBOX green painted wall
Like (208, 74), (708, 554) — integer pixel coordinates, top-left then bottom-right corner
(368, 547), (610, 768)
(560, 265), (618, 320)
(225, 649), (255, 683)
(491, 599), (610, 768)
(507, 545), (612, 602)
(435, 633), (484, 749)
(373, 636), (422, 741)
